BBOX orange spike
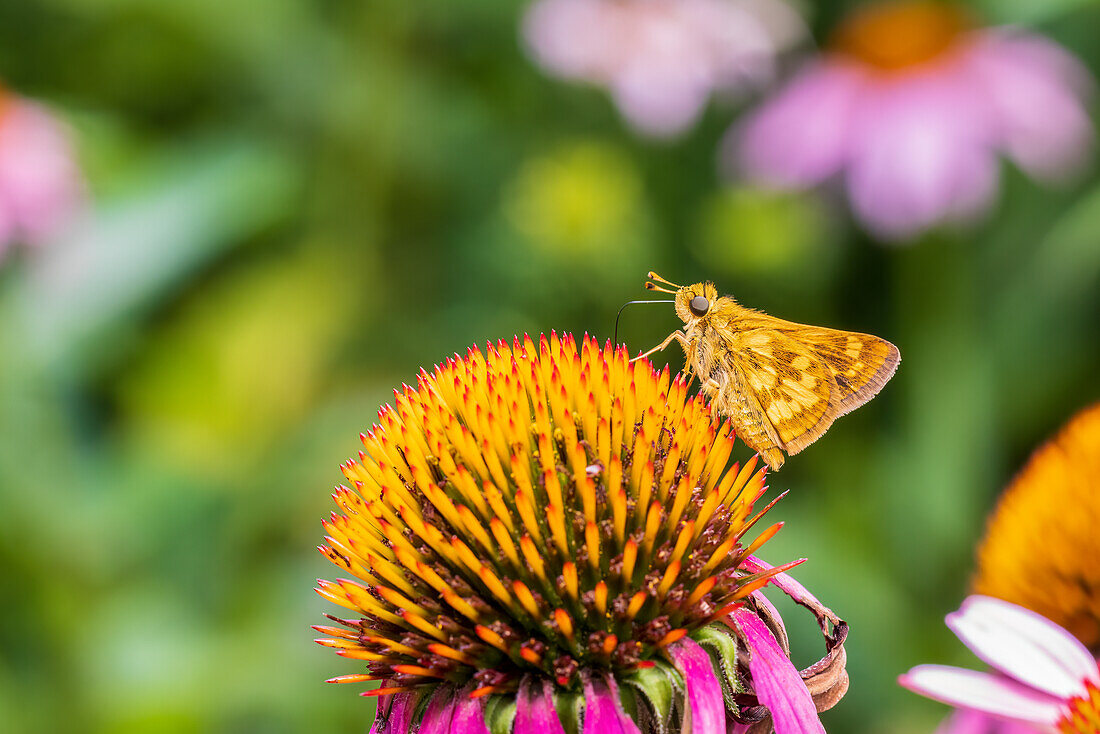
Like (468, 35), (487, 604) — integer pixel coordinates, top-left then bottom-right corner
(656, 628), (688, 648)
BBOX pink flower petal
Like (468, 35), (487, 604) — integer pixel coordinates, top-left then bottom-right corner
(582, 674), (641, 734)
(966, 31), (1094, 179)
(419, 686), (457, 734)
(947, 595), (1099, 699)
(743, 555), (820, 609)
(370, 689), (417, 734)
(516, 678), (567, 734)
(610, 64), (713, 137)
(0, 100), (84, 246)
(668, 637), (726, 734)
(734, 60), (865, 187)
(525, 0), (803, 138)
(935, 708), (1044, 734)
(733, 607), (825, 734)
(521, 0), (618, 80)
(899, 666), (1064, 726)
(452, 691), (492, 734)
(844, 71), (998, 239)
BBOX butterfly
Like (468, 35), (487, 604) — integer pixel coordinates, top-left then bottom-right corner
(636, 272), (900, 470)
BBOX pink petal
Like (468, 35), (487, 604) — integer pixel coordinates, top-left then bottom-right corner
(582, 674), (641, 734)
(370, 688), (417, 734)
(516, 678), (567, 734)
(419, 686), (457, 734)
(521, 0), (618, 80)
(610, 64), (712, 137)
(734, 60), (865, 187)
(452, 692), (492, 734)
(947, 595), (1099, 699)
(898, 666), (1064, 726)
(966, 30), (1094, 179)
(733, 607), (824, 734)
(0, 100), (84, 245)
(935, 708), (1044, 734)
(844, 71), (998, 239)
(668, 637), (726, 734)
(743, 555), (820, 609)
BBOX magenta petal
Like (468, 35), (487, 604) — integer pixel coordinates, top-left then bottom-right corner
(516, 678), (567, 734)
(733, 607), (825, 734)
(935, 708), (1044, 734)
(582, 674), (640, 734)
(743, 555), (821, 609)
(452, 691), (492, 734)
(371, 689), (417, 734)
(419, 687), (457, 734)
(668, 638), (726, 734)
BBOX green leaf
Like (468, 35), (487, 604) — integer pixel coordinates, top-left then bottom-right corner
(692, 623), (746, 704)
(623, 661), (683, 734)
(554, 688), (585, 734)
(483, 694), (517, 734)
(10, 135), (297, 377)
(975, 0), (1098, 24)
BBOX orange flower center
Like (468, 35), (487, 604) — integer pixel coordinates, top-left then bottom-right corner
(973, 402), (1100, 650)
(830, 1), (973, 71)
(1058, 679), (1100, 734)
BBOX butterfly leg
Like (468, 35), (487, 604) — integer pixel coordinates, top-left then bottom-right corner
(631, 330), (689, 362)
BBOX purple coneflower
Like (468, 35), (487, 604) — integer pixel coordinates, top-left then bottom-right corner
(522, 0), (804, 137)
(315, 333), (848, 732)
(0, 86), (83, 258)
(900, 596), (1100, 733)
(733, 1), (1094, 240)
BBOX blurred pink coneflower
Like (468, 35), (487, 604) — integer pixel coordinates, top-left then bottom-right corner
(523, 0), (805, 137)
(0, 87), (83, 259)
(733, 1), (1094, 240)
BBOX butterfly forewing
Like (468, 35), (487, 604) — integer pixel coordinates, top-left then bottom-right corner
(782, 326), (900, 414)
(729, 329), (839, 451)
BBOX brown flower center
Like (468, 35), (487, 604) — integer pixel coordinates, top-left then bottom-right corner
(830, 1), (973, 71)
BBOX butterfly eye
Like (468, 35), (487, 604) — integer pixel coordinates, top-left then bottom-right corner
(689, 296), (710, 317)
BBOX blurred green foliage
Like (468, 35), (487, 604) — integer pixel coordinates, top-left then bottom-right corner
(1, 1), (1099, 733)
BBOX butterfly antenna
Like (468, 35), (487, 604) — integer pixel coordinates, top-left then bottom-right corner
(613, 300), (674, 347)
(647, 271), (682, 288)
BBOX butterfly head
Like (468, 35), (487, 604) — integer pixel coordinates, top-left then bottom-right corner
(645, 272), (719, 326)
(674, 281), (719, 325)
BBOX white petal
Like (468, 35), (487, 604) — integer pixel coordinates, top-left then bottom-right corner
(899, 666), (1064, 726)
(948, 596), (1099, 698)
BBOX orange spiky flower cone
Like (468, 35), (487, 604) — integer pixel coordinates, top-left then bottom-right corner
(314, 333), (847, 733)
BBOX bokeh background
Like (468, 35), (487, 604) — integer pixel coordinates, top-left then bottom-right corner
(1, 0), (1098, 732)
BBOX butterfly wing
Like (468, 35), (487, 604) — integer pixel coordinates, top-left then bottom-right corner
(775, 324), (900, 418)
(723, 328), (841, 456)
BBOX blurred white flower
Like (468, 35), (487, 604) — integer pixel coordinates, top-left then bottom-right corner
(522, 0), (805, 137)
